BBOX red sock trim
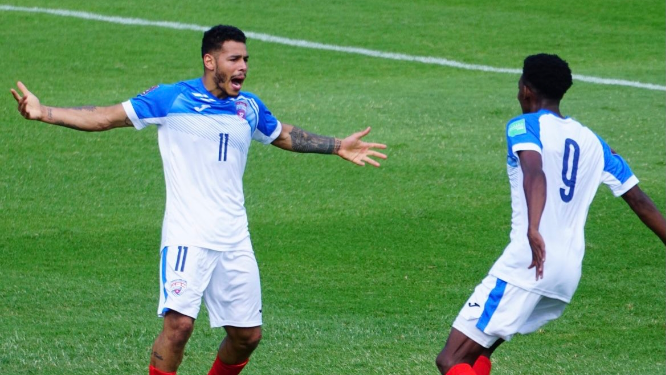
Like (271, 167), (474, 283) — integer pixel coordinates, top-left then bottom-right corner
(149, 364), (177, 375)
(445, 363), (476, 375)
(473, 355), (492, 375)
(208, 356), (249, 375)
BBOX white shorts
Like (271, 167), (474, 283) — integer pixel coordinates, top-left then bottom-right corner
(158, 246), (262, 328)
(452, 275), (566, 348)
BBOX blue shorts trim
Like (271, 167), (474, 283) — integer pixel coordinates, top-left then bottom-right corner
(476, 278), (507, 331)
(161, 246), (169, 301)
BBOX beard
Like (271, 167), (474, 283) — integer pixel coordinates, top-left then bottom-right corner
(213, 70), (231, 97)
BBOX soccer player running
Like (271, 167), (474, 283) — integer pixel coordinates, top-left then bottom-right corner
(435, 53), (666, 375)
(11, 25), (386, 375)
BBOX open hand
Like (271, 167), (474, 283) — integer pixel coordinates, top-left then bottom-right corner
(338, 127), (387, 167)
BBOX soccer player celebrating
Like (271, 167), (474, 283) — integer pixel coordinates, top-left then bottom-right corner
(435, 53), (666, 375)
(11, 25), (386, 375)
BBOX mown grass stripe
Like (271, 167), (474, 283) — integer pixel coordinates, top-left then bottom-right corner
(1, 4), (664, 92)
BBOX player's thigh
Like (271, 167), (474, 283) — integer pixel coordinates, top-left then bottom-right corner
(453, 276), (504, 348)
(204, 250), (262, 328)
(453, 276), (543, 346)
(159, 246), (219, 319)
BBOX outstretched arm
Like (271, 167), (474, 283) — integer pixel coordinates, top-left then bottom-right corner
(271, 124), (387, 167)
(621, 185), (666, 245)
(10, 81), (132, 131)
(519, 150), (547, 280)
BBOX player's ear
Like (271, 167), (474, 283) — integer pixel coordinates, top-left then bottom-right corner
(522, 84), (537, 103)
(203, 53), (216, 71)
(521, 83), (532, 97)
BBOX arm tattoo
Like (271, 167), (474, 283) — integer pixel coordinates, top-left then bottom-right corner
(47, 107), (71, 128)
(47, 106), (107, 131)
(289, 127), (341, 154)
(71, 106), (97, 112)
(152, 351), (164, 361)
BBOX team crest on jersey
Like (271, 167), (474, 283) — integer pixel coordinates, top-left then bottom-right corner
(236, 101), (248, 119)
(140, 85), (159, 96)
(168, 279), (188, 296)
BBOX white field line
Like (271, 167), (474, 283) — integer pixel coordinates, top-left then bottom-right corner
(2, 4), (665, 92)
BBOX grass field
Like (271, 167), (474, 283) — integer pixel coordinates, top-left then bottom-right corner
(1, 1), (664, 374)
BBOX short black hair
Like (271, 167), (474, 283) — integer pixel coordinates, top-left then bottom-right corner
(201, 25), (246, 57)
(522, 53), (573, 100)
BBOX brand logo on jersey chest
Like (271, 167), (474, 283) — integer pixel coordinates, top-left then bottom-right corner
(194, 104), (211, 112)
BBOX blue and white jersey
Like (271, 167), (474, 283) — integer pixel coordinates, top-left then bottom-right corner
(122, 78), (282, 251)
(489, 109), (638, 302)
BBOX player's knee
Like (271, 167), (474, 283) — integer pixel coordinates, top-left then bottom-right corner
(164, 313), (195, 347)
(239, 328), (262, 350)
(228, 326), (262, 352)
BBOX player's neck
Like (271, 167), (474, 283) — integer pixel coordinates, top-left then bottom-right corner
(201, 75), (230, 100)
(533, 100), (562, 118)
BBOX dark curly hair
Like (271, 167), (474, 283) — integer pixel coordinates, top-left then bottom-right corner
(201, 25), (246, 57)
(522, 53), (573, 100)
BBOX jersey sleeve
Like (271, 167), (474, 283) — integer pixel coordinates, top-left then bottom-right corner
(244, 94), (281, 144)
(121, 84), (181, 130)
(596, 135), (639, 196)
(506, 114), (542, 161)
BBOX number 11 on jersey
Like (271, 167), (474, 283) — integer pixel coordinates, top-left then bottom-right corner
(219, 133), (229, 161)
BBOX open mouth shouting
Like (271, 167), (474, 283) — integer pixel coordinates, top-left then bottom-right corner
(230, 75), (245, 93)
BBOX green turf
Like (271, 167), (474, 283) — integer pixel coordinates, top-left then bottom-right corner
(0, 1), (664, 374)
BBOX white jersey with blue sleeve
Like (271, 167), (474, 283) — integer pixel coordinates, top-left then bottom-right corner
(121, 78), (282, 251)
(489, 109), (638, 302)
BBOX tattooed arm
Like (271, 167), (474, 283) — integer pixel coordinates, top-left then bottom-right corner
(272, 123), (387, 167)
(271, 124), (341, 154)
(11, 81), (133, 131)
